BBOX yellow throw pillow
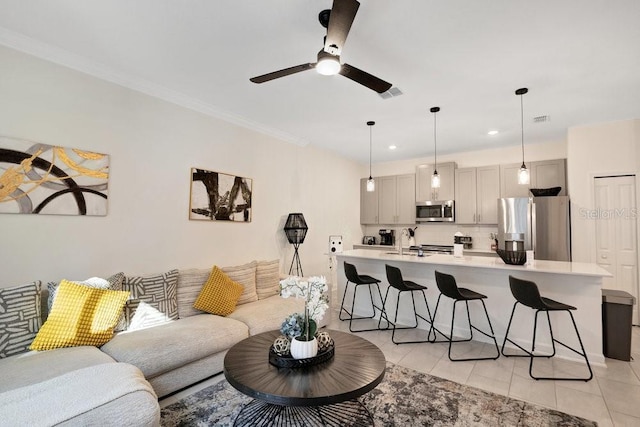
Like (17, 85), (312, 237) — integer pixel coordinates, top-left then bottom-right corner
(193, 266), (243, 316)
(30, 280), (130, 351)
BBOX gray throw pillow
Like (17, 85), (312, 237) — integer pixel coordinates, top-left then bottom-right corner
(122, 269), (179, 331)
(0, 281), (42, 358)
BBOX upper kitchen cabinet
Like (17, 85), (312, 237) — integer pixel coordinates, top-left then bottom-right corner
(500, 162), (532, 198)
(360, 177), (379, 224)
(530, 159), (567, 195)
(455, 165), (500, 224)
(416, 162), (456, 202)
(500, 159), (567, 197)
(379, 174), (416, 224)
(454, 168), (476, 224)
(476, 165), (500, 224)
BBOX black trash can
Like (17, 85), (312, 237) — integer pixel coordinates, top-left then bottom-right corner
(602, 289), (636, 361)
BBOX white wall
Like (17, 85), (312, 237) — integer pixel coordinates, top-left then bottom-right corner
(567, 118), (640, 263)
(0, 45), (362, 286)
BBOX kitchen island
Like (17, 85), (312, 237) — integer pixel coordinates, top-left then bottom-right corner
(336, 249), (612, 364)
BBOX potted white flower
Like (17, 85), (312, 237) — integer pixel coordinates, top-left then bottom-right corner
(279, 276), (329, 359)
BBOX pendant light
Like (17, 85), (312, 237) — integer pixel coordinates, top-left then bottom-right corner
(366, 121), (375, 192)
(430, 107), (441, 189)
(516, 88), (530, 185)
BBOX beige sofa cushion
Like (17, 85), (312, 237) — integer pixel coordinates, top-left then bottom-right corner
(256, 260), (280, 299)
(101, 314), (248, 379)
(221, 261), (258, 305)
(227, 295), (308, 336)
(0, 346), (115, 393)
(176, 268), (209, 318)
(0, 363), (158, 427)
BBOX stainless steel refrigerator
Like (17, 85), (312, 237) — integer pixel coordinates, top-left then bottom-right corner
(497, 196), (571, 261)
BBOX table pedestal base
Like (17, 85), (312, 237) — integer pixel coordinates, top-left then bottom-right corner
(234, 398), (374, 426)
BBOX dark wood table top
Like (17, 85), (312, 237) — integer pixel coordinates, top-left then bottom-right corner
(224, 329), (386, 407)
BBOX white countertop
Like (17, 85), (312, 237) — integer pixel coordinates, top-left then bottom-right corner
(336, 249), (612, 278)
(462, 248), (496, 254)
(352, 244), (397, 250)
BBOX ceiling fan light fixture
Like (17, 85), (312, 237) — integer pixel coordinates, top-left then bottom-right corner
(316, 51), (341, 75)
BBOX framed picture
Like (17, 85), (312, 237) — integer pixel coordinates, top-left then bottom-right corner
(0, 136), (109, 216)
(189, 168), (252, 222)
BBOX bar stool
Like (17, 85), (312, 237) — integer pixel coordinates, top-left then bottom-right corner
(382, 264), (433, 344)
(430, 271), (500, 361)
(339, 262), (387, 332)
(501, 276), (593, 381)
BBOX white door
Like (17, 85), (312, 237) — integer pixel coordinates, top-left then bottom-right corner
(594, 175), (638, 324)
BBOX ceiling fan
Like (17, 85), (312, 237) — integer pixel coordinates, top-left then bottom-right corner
(249, 0), (392, 93)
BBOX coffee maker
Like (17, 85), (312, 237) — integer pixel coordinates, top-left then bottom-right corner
(379, 229), (395, 246)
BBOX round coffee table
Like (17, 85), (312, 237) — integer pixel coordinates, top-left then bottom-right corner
(224, 329), (386, 426)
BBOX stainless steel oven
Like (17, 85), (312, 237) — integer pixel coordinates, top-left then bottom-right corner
(415, 200), (455, 222)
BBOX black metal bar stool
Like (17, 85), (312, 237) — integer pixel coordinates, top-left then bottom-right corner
(501, 275), (593, 381)
(430, 271), (500, 361)
(339, 262), (387, 332)
(382, 264), (433, 344)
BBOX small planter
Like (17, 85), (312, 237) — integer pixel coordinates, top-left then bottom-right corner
(290, 336), (318, 359)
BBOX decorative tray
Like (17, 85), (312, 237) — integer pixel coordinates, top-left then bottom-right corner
(268, 343), (335, 368)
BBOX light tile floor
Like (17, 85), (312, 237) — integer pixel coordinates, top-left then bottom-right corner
(161, 309), (640, 427)
(324, 308), (640, 427)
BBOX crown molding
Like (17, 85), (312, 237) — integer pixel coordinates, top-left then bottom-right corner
(0, 26), (308, 147)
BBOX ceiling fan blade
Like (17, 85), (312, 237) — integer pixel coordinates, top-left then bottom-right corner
(339, 63), (392, 93)
(250, 63), (315, 83)
(324, 0), (360, 55)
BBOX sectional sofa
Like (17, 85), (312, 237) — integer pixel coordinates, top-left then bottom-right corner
(0, 260), (323, 426)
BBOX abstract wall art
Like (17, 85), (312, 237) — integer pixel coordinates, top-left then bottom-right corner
(189, 168), (252, 222)
(0, 136), (109, 216)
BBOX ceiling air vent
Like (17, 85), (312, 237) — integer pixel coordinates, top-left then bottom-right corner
(378, 87), (403, 100)
(533, 115), (550, 123)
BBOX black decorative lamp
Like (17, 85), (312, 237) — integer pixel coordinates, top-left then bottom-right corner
(284, 213), (308, 276)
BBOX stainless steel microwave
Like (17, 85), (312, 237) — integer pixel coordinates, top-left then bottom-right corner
(415, 200), (455, 222)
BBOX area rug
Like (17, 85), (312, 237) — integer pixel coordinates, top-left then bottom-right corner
(160, 362), (597, 426)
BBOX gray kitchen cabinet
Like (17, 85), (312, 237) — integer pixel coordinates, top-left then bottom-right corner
(531, 159), (567, 195)
(416, 162), (456, 202)
(360, 178), (379, 224)
(378, 174), (416, 224)
(476, 165), (500, 224)
(455, 165), (500, 224)
(454, 167), (476, 224)
(500, 159), (566, 197)
(396, 174), (416, 224)
(500, 162), (532, 198)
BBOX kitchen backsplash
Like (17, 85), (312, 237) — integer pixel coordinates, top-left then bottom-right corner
(362, 223), (498, 250)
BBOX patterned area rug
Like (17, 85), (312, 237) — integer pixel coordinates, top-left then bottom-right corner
(161, 362), (597, 426)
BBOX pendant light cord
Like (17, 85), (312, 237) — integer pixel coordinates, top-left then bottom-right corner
(433, 111), (437, 170)
(520, 93), (525, 165)
(369, 124), (372, 178)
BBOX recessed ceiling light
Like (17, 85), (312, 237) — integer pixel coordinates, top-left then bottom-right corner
(388, 145), (397, 150)
(488, 130), (499, 136)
